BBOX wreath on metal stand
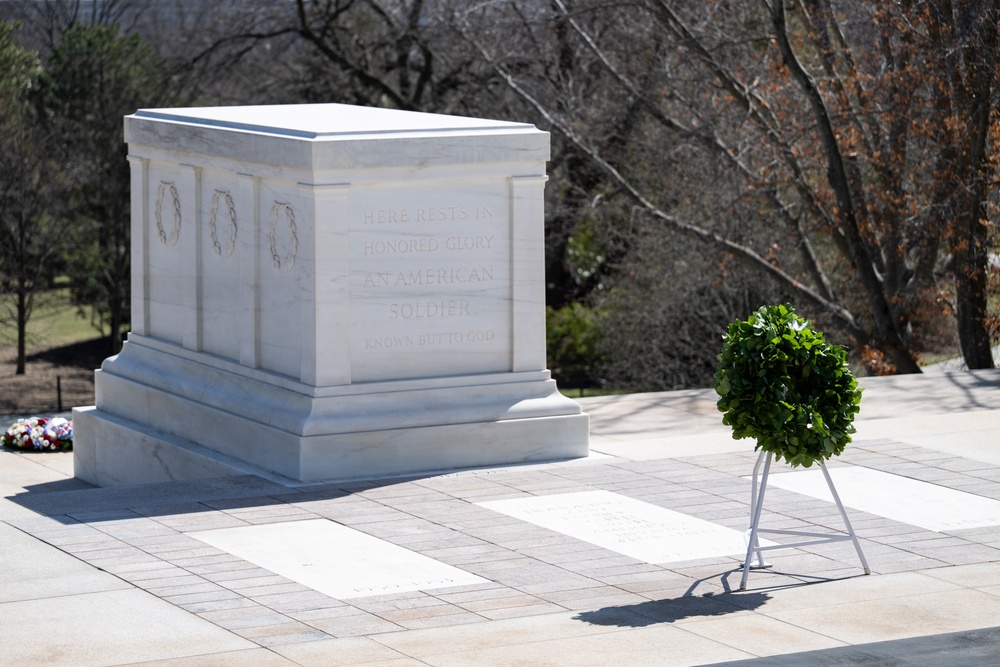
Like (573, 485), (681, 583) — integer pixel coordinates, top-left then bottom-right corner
(714, 304), (870, 589)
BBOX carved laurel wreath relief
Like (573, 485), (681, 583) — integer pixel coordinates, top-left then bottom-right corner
(154, 179), (296, 273)
(267, 202), (298, 272)
(154, 181), (182, 246)
(209, 190), (238, 258)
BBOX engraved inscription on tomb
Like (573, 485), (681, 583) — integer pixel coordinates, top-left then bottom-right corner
(349, 183), (511, 380)
(362, 205), (495, 225)
(362, 266), (494, 289)
(362, 235), (496, 255)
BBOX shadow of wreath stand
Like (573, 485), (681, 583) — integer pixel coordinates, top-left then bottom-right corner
(714, 305), (870, 590)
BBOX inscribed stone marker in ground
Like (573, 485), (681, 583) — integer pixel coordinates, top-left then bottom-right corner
(188, 518), (488, 599)
(765, 466), (1000, 532)
(479, 490), (769, 563)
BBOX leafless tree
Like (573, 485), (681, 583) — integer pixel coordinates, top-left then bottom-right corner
(451, 0), (1000, 376)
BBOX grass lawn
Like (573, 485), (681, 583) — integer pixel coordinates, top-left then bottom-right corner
(0, 287), (100, 350)
(1, 287), (110, 415)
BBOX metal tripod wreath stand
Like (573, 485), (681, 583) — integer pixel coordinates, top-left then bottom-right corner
(740, 450), (871, 590)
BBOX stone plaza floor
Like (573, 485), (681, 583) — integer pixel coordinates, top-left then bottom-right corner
(2, 369), (1000, 666)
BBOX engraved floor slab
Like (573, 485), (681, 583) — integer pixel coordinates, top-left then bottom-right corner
(765, 467), (1000, 532)
(188, 518), (488, 599)
(479, 490), (769, 564)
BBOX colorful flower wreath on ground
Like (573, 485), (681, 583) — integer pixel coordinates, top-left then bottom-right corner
(2, 417), (73, 451)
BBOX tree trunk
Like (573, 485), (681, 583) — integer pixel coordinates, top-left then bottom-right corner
(950, 0), (997, 370)
(955, 234), (994, 369)
(953, 108), (995, 370)
(16, 287), (26, 375)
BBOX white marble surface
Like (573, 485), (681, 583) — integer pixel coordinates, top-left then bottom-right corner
(75, 104), (587, 485)
(765, 466), (1000, 532)
(348, 180), (513, 382)
(72, 406), (265, 487)
(479, 490), (770, 564)
(189, 518), (488, 599)
(132, 103), (534, 137)
(76, 335), (588, 483)
(124, 104), (549, 173)
(123, 103), (551, 384)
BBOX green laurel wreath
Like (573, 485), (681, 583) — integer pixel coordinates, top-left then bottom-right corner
(714, 304), (862, 467)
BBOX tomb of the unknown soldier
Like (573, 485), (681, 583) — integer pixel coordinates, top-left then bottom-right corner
(72, 103), (589, 486)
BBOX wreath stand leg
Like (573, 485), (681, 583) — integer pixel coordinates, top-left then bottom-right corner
(740, 451), (871, 590)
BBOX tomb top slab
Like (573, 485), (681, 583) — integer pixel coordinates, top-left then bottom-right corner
(132, 104), (535, 137)
(125, 104), (549, 171)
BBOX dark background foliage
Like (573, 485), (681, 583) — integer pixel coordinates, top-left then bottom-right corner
(1, 0), (997, 396)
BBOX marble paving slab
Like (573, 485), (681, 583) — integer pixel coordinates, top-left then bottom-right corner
(188, 518), (488, 599)
(479, 490), (770, 564)
(765, 466), (1000, 532)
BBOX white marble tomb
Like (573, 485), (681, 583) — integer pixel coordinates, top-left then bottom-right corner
(73, 103), (589, 486)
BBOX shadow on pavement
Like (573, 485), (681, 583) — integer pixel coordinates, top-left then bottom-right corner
(574, 590), (771, 627)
